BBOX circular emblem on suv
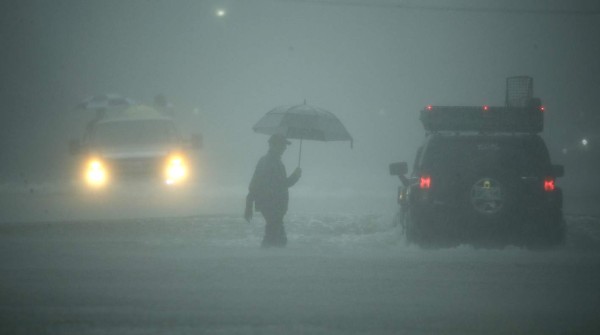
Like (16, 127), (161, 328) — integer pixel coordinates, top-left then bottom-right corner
(470, 177), (505, 215)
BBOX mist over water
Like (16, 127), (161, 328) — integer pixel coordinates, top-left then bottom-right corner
(2, 210), (600, 334)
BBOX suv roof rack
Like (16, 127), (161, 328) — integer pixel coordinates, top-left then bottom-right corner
(420, 104), (543, 134)
(420, 76), (544, 134)
(506, 76), (534, 108)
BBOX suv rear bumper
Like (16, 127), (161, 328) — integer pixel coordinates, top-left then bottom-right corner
(407, 187), (564, 240)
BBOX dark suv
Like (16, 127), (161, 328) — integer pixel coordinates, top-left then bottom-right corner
(390, 102), (565, 248)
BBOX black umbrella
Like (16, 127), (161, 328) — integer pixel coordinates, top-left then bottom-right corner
(253, 103), (353, 166)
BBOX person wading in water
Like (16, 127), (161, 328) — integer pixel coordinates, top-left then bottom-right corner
(245, 134), (302, 247)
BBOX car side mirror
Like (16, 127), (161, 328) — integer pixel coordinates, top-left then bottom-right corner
(389, 162), (408, 176)
(552, 164), (564, 178)
(69, 139), (81, 155)
(190, 133), (203, 149)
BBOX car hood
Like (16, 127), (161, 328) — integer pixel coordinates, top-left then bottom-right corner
(90, 144), (176, 160)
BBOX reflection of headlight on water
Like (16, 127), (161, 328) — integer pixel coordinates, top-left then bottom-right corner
(85, 159), (108, 187)
(164, 155), (188, 185)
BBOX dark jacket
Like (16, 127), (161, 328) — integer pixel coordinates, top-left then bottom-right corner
(247, 150), (300, 214)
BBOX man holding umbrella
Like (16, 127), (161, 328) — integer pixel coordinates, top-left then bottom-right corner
(245, 134), (302, 248)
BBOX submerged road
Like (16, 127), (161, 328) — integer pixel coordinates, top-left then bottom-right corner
(1, 214), (599, 334)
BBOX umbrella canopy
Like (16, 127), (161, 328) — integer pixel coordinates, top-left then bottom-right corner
(253, 103), (353, 166)
(77, 94), (137, 111)
(253, 103), (353, 143)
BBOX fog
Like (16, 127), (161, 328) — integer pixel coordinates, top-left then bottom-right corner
(2, 2), (600, 333)
(1, 0), (598, 201)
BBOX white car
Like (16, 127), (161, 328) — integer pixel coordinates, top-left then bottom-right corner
(70, 105), (201, 189)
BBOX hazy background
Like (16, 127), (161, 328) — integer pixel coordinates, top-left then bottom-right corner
(1, 0), (599, 204)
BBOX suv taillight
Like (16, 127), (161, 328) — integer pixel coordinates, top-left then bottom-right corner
(420, 175), (431, 189)
(544, 178), (555, 192)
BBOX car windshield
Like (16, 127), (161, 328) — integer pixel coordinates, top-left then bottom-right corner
(90, 119), (178, 148)
(422, 136), (551, 175)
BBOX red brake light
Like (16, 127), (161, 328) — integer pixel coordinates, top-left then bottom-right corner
(426, 105), (433, 111)
(483, 105), (489, 111)
(420, 175), (431, 189)
(544, 178), (555, 192)
(540, 106), (545, 112)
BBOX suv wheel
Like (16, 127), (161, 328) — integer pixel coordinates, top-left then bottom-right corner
(405, 208), (459, 248)
(465, 168), (519, 220)
(469, 177), (506, 215)
(524, 212), (566, 249)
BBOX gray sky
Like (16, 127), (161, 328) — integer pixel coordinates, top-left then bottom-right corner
(1, 0), (598, 194)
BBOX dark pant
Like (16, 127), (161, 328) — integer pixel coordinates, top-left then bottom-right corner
(261, 210), (287, 247)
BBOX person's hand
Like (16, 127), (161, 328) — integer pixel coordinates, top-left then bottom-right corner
(244, 205), (253, 223)
(292, 167), (302, 179)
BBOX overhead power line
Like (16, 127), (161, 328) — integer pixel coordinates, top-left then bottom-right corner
(271, 0), (600, 15)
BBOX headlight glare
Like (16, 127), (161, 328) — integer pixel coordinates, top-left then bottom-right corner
(165, 155), (188, 185)
(84, 159), (108, 187)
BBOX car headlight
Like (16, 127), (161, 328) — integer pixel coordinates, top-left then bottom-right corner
(164, 154), (188, 185)
(84, 158), (108, 187)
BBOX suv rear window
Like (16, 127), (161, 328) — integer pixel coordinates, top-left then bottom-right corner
(421, 135), (551, 175)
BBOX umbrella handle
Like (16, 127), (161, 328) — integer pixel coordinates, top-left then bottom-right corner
(298, 138), (303, 167)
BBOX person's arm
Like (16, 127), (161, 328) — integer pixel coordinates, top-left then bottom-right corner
(287, 167), (302, 188)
